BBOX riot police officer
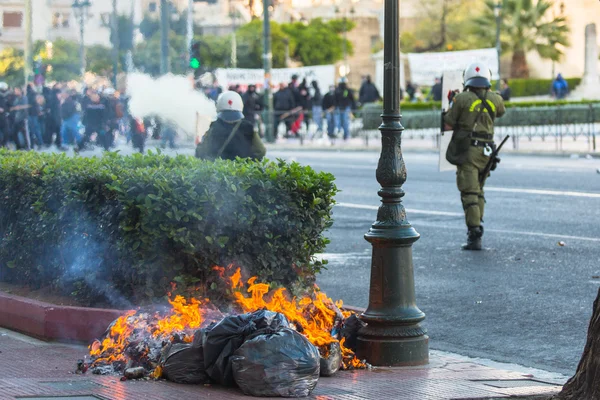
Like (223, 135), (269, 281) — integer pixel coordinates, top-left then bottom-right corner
(444, 62), (506, 250)
(196, 91), (266, 161)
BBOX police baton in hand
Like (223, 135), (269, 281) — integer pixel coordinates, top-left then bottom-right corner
(479, 135), (510, 185)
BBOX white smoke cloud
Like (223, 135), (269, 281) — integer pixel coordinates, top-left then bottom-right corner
(127, 73), (217, 141)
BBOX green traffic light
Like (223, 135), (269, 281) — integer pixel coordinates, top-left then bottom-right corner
(190, 58), (200, 69)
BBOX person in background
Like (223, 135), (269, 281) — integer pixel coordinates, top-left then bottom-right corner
(334, 78), (356, 141)
(552, 73), (569, 100)
(428, 77), (443, 102)
(358, 75), (381, 105)
(500, 79), (511, 101)
(242, 84), (260, 126)
(322, 85), (338, 141)
(161, 121), (177, 149)
(27, 84), (43, 149)
(406, 81), (417, 102)
(310, 81), (324, 135)
(273, 83), (295, 139)
(10, 87), (30, 150)
(196, 91), (265, 161)
(0, 83), (10, 147)
(60, 90), (82, 150)
(102, 88), (119, 149)
(82, 90), (108, 150)
(298, 78), (311, 131)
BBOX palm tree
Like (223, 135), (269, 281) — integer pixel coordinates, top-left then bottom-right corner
(473, 0), (569, 78)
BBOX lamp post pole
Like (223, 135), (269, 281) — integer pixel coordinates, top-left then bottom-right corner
(72, 0), (91, 79)
(494, 1), (502, 91)
(262, 0), (274, 143)
(356, 0), (429, 367)
(160, 0), (171, 75)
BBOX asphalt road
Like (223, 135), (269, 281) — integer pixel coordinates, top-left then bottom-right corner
(269, 149), (600, 376)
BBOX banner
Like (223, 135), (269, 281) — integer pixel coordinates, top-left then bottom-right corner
(215, 65), (336, 91)
(407, 48), (499, 86)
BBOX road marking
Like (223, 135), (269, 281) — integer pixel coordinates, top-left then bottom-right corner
(336, 202), (463, 217)
(335, 204), (600, 243)
(487, 187), (600, 199)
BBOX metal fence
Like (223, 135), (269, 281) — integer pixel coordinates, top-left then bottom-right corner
(277, 104), (600, 152)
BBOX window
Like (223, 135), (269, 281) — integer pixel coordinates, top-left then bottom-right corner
(3, 11), (23, 28)
(148, 2), (157, 12)
(52, 12), (60, 28)
(61, 13), (70, 28)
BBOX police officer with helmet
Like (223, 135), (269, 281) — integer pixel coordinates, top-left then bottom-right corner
(196, 91), (266, 161)
(444, 62), (506, 250)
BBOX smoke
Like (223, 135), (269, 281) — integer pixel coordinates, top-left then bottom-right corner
(127, 73), (217, 140)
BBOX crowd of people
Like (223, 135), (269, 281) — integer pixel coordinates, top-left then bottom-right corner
(0, 82), (184, 154)
(215, 75), (383, 142)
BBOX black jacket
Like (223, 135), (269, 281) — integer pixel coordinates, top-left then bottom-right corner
(61, 97), (78, 120)
(83, 101), (107, 130)
(322, 91), (336, 110)
(273, 87), (295, 111)
(195, 118), (265, 161)
(359, 82), (380, 104)
(334, 84), (356, 110)
(242, 91), (260, 121)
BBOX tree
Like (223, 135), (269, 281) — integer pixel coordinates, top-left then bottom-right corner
(0, 48), (24, 87)
(236, 19), (289, 68)
(400, 0), (487, 53)
(282, 18), (355, 66)
(139, 14), (160, 40)
(472, 0), (570, 78)
(553, 289), (600, 400)
(86, 45), (113, 76)
(34, 38), (80, 82)
(133, 33), (187, 76)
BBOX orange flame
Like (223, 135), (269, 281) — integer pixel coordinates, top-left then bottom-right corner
(89, 266), (366, 372)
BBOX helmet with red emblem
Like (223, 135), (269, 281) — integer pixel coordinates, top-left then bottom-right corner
(216, 90), (244, 122)
(463, 62), (492, 89)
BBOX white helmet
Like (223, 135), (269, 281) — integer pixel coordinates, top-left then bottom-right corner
(216, 90), (244, 122)
(463, 62), (492, 88)
(0, 82), (8, 91)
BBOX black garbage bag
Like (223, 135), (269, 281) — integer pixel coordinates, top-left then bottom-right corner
(341, 314), (366, 353)
(232, 327), (320, 397)
(203, 310), (289, 386)
(319, 341), (342, 377)
(161, 342), (209, 384)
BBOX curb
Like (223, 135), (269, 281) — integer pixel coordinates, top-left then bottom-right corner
(0, 291), (125, 343)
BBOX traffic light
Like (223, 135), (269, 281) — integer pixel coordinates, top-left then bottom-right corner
(190, 41), (201, 70)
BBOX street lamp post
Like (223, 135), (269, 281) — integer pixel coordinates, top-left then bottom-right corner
(262, 0), (274, 143)
(356, 0), (429, 367)
(72, 0), (91, 79)
(494, 1), (502, 91)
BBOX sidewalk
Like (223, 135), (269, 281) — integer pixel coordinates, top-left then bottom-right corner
(0, 327), (566, 400)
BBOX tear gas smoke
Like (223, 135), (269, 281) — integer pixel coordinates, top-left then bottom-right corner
(127, 73), (217, 140)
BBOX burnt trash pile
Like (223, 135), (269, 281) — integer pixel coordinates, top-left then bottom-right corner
(82, 308), (368, 398)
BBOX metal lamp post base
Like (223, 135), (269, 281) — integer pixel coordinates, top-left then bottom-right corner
(357, 228), (429, 366)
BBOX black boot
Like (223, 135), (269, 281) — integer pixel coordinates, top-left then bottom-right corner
(462, 226), (483, 251)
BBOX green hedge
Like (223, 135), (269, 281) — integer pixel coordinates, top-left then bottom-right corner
(492, 77), (581, 97)
(360, 101), (600, 130)
(0, 151), (337, 306)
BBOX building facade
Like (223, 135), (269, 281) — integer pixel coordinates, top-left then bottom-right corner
(0, 0), (144, 51)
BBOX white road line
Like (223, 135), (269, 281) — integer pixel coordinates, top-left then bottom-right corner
(486, 187), (600, 199)
(336, 202), (463, 217)
(335, 203), (600, 243)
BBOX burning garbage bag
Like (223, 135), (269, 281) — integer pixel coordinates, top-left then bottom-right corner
(203, 310), (289, 386)
(341, 314), (366, 353)
(232, 327), (320, 397)
(161, 341), (209, 384)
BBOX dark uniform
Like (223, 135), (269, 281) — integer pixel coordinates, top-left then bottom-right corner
(195, 118), (266, 161)
(444, 88), (505, 245)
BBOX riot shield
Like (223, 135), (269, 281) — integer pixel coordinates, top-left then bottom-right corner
(439, 70), (464, 172)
